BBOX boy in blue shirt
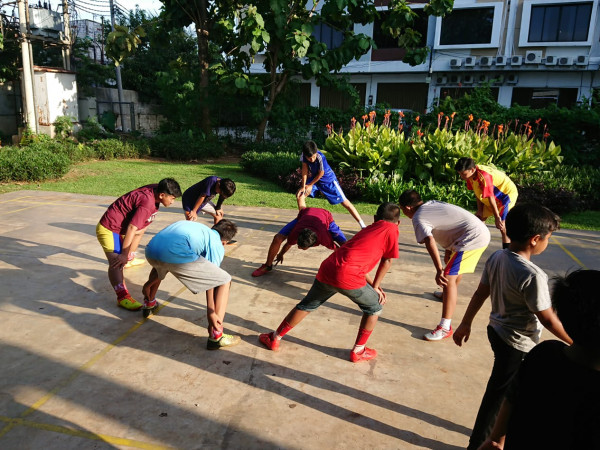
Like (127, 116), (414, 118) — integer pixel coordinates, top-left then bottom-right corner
(297, 140), (366, 229)
(142, 219), (240, 350)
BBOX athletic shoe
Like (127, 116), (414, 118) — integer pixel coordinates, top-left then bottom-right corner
(252, 264), (272, 277)
(423, 325), (453, 341)
(117, 295), (143, 311)
(350, 347), (377, 363)
(259, 332), (280, 351)
(124, 258), (145, 269)
(207, 333), (241, 350)
(433, 290), (443, 300)
(143, 298), (157, 309)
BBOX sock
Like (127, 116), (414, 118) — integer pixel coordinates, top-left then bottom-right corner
(127, 252), (136, 261)
(352, 328), (372, 353)
(211, 328), (223, 340)
(502, 242), (510, 249)
(113, 283), (129, 300)
(273, 320), (293, 340)
(359, 219), (366, 229)
(440, 318), (451, 330)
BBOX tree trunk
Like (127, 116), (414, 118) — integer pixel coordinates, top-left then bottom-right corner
(255, 66), (289, 142)
(196, 3), (211, 136)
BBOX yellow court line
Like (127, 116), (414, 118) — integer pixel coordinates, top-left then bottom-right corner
(0, 416), (174, 450)
(551, 235), (587, 269)
(0, 285), (187, 440)
(0, 201), (107, 215)
(0, 196), (34, 204)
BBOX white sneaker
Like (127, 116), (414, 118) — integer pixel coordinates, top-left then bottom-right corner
(424, 325), (453, 341)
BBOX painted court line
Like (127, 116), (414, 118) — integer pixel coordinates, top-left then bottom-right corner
(551, 235), (587, 269)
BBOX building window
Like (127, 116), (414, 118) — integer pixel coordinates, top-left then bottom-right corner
(528, 3), (592, 42)
(440, 7), (494, 45)
(372, 9), (428, 61)
(313, 23), (344, 49)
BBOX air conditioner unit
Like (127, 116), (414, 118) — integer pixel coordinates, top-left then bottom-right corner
(575, 55), (589, 66)
(450, 58), (463, 68)
(449, 74), (461, 84)
(545, 55), (558, 66)
(495, 56), (507, 66)
(436, 75), (448, 84)
(525, 50), (542, 64)
(510, 55), (523, 66)
(507, 73), (519, 84)
(478, 74), (489, 83)
(492, 75), (505, 85)
(463, 75), (474, 84)
(464, 56), (476, 67)
(479, 56), (492, 67)
(558, 56), (573, 66)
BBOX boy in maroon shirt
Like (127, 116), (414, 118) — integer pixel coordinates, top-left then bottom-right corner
(259, 202), (400, 362)
(96, 178), (181, 310)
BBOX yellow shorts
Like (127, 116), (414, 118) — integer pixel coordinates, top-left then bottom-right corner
(96, 222), (123, 254)
(444, 246), (487, 276)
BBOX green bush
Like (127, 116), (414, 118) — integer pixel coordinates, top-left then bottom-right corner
(54, 115), (76, 138)
(240, 151), (300, 182)
(76, 117), (113, 142)
(149, 132), (225, 161)
(0, 145), (71, 182)
(90, 138), (148, 160)
(243, 140), (300, 154)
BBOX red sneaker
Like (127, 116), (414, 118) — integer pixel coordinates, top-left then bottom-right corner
(252, 264), (272, 277)
(259, 332), (280, 351)
(350, 347), (377, 363)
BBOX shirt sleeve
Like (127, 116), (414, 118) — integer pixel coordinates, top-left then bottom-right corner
(315, 153), (325, 172)
(413, 220), (432, 244)
(382, 228), (400, 259)
(129, 206), (155, 230)
(480, 259), (491, 286)
(476, 168), (495, 199)
(522, 272), (552, 313)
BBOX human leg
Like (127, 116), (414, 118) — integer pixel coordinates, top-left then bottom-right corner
(467, 326), (525, 450)
(252, 232), (288, 277)
(424, 274), (460, 341)
(341, 199), (366, 228)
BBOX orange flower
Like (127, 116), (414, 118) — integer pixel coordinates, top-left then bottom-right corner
(497, 124), (504, 134)
(361, 114), (368, 123)
(417, 129), (424, 137)
(451, 112), (456, 118)
(543, 132), (550, 138)
(369, 110), (376, 122)
(415, 115), (420, 122)
(438, 112), (444, 117)
(365, 121), (371, 128)
(350, 117), (357, 129)
(399, 111), (405, 118)
(535, 118), (542, 125)
(468, 114), (474, 121)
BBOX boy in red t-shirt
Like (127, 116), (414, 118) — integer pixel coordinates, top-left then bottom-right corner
(259, 202), (400, 362)
(96, 178), (181, 310)
(252, 193), (347, 277)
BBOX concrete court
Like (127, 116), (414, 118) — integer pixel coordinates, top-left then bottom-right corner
(0, 190), (598, 450)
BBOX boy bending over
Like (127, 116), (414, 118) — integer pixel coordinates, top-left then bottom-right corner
(183, 176), (236, 224)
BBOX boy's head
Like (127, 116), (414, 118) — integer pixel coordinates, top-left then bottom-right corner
(374, 202), (401, 224)
(398, 190), (423, 218)
(217, 178), (236, 198)
(302, 141), (318, 162)
(157, 178), (182, 207)
(505, 203), (560, 250)
(454, 157), (477, 181)
(297, 228), (318, 250)
(552, 270), (600, 351)
(212, 219), (238, 243)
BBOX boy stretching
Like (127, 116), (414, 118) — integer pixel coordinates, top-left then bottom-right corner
(182, 176), (236, 224)
(398, 190), (490, 341)
(481, 269), (599, 449)
(453, 203), (572, 450)
(142, 219), (241, 350)
(252, 193), (346, 277)
(455, 157), (518, 248)
(96, 178), (181, 310)
(259, 202), (400, 363)
(297, 140), (366, 229)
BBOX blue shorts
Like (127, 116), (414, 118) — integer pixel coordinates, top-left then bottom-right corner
(278, 219), (347, 245)
(296, 279), (382, 316)
(308, 179), (347, 205)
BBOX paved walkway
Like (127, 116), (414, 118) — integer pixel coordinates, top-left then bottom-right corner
(0, 191), (598, 449)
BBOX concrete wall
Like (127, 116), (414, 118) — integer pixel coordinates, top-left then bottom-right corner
(33, 69), (79, 137)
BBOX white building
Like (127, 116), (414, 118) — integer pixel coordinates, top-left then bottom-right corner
(251, 0), (600, 113)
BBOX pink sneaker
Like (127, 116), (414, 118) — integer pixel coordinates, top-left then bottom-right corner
(423, 325), (453, 341)
(252, 264), (272, 277)
(350, 347), (377, 363)
(259, 332), (280, 351)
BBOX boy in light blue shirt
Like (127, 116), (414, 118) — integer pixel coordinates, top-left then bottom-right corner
(142, 219), (240, 350)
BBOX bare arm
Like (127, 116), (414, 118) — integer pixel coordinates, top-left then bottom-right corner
(487, 198), (504, 231)
(535, 307), (573, 345)
(296, 163), (309, 198)
(112, 223), (140, 268)
(187, 195), (207, 221)
(424, 236), (447, 287)
(297, 192), (307, 210)
(453, 282), (490, 346)
(369, 258), (393, 304)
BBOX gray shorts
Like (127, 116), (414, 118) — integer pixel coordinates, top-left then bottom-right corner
(296, 279), (383, 316)
(147, 257), (231, 294)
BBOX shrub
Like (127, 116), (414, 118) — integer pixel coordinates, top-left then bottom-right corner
(76, 117), (112, 142)
(0, 145), (71, 182)
(54, 115), (76, 138)
(278, 168), (363, 200)
(149, 132), (225, 161)
(90, 139), (147, 160)
(243, 140), (300, 154)
(240, 151), (300, 182)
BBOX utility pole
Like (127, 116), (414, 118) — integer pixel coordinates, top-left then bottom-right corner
(61, 0), (71, 70)
(17, 0), (37, 132)
(108, 0), (125, 130)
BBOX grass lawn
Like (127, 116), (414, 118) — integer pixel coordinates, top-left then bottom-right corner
(1, 158), (598, 231)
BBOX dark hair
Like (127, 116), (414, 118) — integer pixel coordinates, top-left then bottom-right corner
(157, 178), (182, 197)
(302, 140), (318, 158)
(297, 228), (318, 249)
(398, 189), (422, 208)
(505, 203), (560, 242)
(552, 270), (600, 349)
(375, 202), (400, 222)
(454, 157), (476, 172)
(212, 219), (238, 242)
(219, 178), (236, 197)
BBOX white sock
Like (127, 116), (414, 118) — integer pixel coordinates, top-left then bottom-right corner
(440, 318), (451, 330)
(359, 220), (366, 229)
(353, 344), (365, 353)
(272, 331), (282, 341)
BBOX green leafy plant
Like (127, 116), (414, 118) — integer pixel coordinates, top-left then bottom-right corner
(0, 146), (71, 182)
(240, 151), (300, 182)
(54, 115), (76, 139)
